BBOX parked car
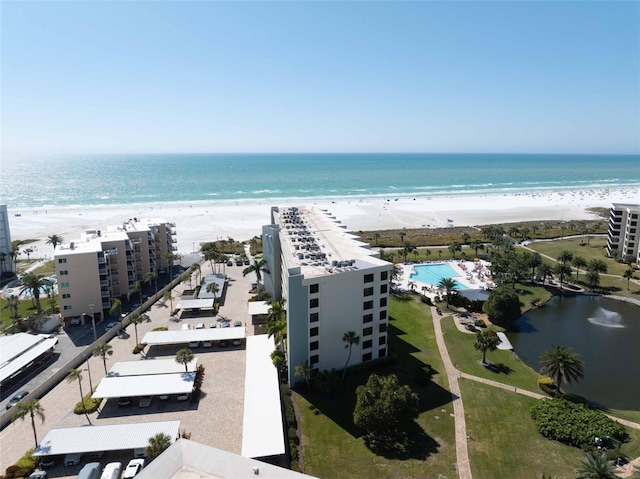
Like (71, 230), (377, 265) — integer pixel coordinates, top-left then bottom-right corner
(159, 394), (169, 401)
(181, 324), (191, 330)
(209, 323), (217, 328)
(203, 340), (213, 348)
(138, 396), (153, 408)
(233, 320), (242, 327)
(221, 322), (230, 328)
(226, 259), (233, 266)
(188, 341), (200, 348)
(219, 340), (228, 347)
(473, 318), (486, 328)
(64, 452), (82, 466)
(100, 461), (121, 479)
(176, 393), (190, 401)
(235, 258), (243, 266)
(122, 458), (145, 479)
(232, 339), (242, 346)
(195, 323), (205, 329)
(464, 324), (479, 333)
(243, 258), (250, 265)
(6, 390), (29, 410)
(38, 456), (56, 469)
(105, 322), (118, 331)
(118, 397), (133, 407)
(70, 317), (82, 325)
(133, 448), (146, 459)
(27, 471), (48, 479)
(77, 463), (101, 479)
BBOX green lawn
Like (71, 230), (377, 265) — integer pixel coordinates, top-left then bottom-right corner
(295, 298), (458, 479)
(462, 380), (583, 479)
(525, 237), (630, 276)
(441, 316), (540, 393)
(0, 296), (58, 330)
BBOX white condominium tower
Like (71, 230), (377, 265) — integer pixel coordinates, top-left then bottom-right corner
(262, 207), (392, 385)
(54, 218), (176, 321)
(606, 203), (640, 264)
(0, 205), (14, 274)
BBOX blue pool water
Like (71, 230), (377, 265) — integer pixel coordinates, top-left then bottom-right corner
(410, 263), (464, 289)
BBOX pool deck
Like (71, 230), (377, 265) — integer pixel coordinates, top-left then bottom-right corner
(396, 260), (494, 297)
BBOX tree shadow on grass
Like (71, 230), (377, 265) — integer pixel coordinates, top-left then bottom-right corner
(363, 421), (440, 460)
(483, 362), (514, 375)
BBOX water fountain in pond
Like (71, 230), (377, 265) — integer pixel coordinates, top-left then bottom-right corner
(587, 307), (625, 328)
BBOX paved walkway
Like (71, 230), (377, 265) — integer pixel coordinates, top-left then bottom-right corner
(431, 307), (640, 479)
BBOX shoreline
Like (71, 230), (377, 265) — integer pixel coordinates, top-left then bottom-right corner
(7, 186), (638, 261)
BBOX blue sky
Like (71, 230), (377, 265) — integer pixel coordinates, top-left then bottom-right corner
(2, 1), (639, 157)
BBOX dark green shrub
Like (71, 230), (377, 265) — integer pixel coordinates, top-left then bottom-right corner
(290, 460), (300, 472)
(152, 326), (168, 331)
(14, 450), (37, 475)
(288, 427), (299, 445)
(289, 444), (298, 461)
(133, 343), (145, 354)
(74, 394), (101, 414)
(420, 295), (432, 305)
(561, 392), (588, 404)
(531, 399), (628, 448)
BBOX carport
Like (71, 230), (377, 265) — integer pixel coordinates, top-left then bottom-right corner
(92, 372), (196, 399)
(108, 358), (197, 377)
(33, 421), (181, 456)
(141, 328), (245, 347)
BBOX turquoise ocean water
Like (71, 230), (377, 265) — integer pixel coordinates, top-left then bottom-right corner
(2, 153), (639, 209)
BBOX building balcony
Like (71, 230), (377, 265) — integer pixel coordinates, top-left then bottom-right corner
(99, 268), (108, 275)
(102, 301), (111, 309)
(167, 222), (176, 228)
(171, 238), (177, 243)
(100, 280), (110, 287)
(101, 290), (110, 298)
(97, 256), (107, 264)
(171, 246), (178, 251)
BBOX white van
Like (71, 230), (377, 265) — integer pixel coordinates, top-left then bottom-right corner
(100, 462), (121, 479)
(77, 463), (101, 479)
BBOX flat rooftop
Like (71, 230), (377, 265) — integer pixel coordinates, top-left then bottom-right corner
(141, 328), (246, 346)
(34, 421), (181, 456)
(272, 206), (387, 278)
(92, 372), (196, 399)
(0, 334), (58, 384)
(108, 358), (197, 377)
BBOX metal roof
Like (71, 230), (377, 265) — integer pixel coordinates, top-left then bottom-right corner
(176, 299), (215, 309)
(247, 301), (270, 316)
(141, 328), (246, 346)
(33, 421), (181, 456)
(198, 274), (226, 299)
(0, 334), (58, 384)
(241, 335), (285, 458)
(92, 372), (196, 399)
(108, 358), (197, 377)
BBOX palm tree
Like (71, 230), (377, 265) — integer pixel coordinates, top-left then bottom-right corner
(165, 252), (176, 280)
(575, 451), (621, 479)
(109, 298), (122, 318)
(474, 330), (500, 365)
(163, 291), (173, 310)
(20, 273), (49, 314)
(66, 368), (91, 424)
(572, 256), (587, 282)
(588, 259), (608, 274)
(23, 247), (34, 261)
(448, 242), (462, 259)
(557, 250), (573, 265)
(129, 280), (142, 308)
(539, 344), (585, 391)
(270, 349), (286, 371)
(623, 269), (636, 290)
(145, 269), (158, 297)
(438, 277), (458, 306)
(402, 242), (416, 262)
(527, 252), (543, 282)
(206, 282), (220, 303)
(555, 263), (573, 290)
(4, 294), (20, 320)
(266, 299), (287, 348)
(374, 233), (380, 246)
(127, 313), (144, 344)
(93, 342), (114, 375)
(294, 361), (311, 387)
(341, 331), (360, 383)
(175, 348), (194, 372)
(46, 234), (64, 251)
(243, 258), (270, 298)
(469, 240), (485, 258)
(146, 432), (172, 460)
(12, 399), (45, 448)
(191, 263), (201, 283)
(408, 280), (416, 292)
(538, 263), (554, 284)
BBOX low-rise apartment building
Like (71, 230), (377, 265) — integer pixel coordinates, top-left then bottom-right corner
(606, 203), (640, 264)
(262, 207), (392, 385)
(54, 218), (176, 320)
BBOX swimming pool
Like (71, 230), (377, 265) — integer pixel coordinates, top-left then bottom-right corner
(409, 263), (464, 289)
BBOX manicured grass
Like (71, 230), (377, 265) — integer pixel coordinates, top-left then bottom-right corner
(30, 260), (55, 276)
(295, 298), (457, 479)
(0, 296), (58, 330)
(441, 316), (540, 393)
(461, 380), (583, 479)
(525, 237), (630, 276)
(605, 408), (640, 426)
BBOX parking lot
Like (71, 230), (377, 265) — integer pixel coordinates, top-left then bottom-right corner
(0, 256), (257, 477)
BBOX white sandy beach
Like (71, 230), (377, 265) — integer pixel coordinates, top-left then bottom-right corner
(7, 187), (639, 260)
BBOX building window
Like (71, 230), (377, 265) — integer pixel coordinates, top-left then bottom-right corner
(62, 293), (71, 299)
(379, 336), (386, 345)
(364, 273), (374, 283)
(380, 284), (388, 294)
(310, 355), (319, 365)
(59, 270), (69, 275)
(310, 312), (319, 322)
(63, 305), (73, 310)
(378, 348), (387, 358)
(363, 287), (374, 297)
(362, 352), (372, 362)
(310, 283), (319, 294)
(363, 339), (372, 349)
(363, 327), (372, 337)
(310, 341), (319, 351)
(310, 298), (319, 308)
(380, 310), (387, 320)
(379, 323), (388, 333)
(381, 271), (388, 281)
(363, 300), (373, 310)
(380, 297), (387, 307)
(310, 327), (319, 337)
(57, 258), (67, 264)
(60, 282), (70, 288)
(363, 314), (373, 324)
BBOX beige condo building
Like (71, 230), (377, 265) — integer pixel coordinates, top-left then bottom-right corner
(54, 218), (176, 320)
